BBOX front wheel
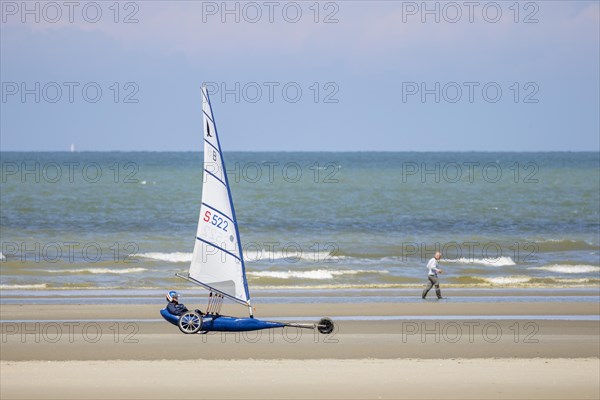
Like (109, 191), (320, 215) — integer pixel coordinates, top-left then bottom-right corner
(317, 317), (334, 334)
(178, 312), (203, 334)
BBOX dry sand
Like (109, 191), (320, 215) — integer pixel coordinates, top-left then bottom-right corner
(1, 301), (599, 399)
(2, 359), (598, 400)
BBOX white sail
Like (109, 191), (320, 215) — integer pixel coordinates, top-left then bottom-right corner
(188, 86), (250, 304)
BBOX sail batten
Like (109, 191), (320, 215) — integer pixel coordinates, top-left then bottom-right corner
(204, 168), (227, 187)
(203, 111), (215, 124)
(188, 86), (251, 305)
(195, 237), (242, 262)
(204, 139), (219, 152)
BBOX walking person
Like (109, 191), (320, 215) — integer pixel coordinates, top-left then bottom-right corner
(422, 251), (444, 299)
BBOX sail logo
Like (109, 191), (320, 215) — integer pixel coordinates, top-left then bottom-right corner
(203, 210), (230, 233)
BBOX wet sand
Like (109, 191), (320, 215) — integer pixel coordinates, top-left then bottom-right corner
(1, 301), (599, 399)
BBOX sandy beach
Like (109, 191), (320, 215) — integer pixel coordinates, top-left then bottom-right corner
(1, 300), (599, 399)
(2, 358), (598, 400)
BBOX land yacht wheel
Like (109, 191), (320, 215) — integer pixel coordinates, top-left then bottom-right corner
(317, 317), (334, 335)
(178, 312), (203, 334)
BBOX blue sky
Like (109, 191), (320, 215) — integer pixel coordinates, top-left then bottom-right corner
(1, 1), (599, 151)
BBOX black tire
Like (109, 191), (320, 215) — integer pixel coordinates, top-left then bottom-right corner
(178, 312), (203, 334)
(317, 317), (334, 335)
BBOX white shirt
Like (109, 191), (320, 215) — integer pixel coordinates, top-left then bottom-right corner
(426, 257), (440, 276)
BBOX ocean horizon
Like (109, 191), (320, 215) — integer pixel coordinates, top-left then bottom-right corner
(2, 150), (597, 153)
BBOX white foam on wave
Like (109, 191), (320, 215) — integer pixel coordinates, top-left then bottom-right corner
(444, 257), (516, 267)
(482, 276), (531, 285)
(536, 238), (594, 245)
(45, 268), (147, 275)
(0, 283), (48, 289)
(531, 265), (600, 274)
(0, 252), (5, 261)
(550, 278), (597, 284)
(244, 250), (343, 263)
(139, 252), (192, 263)
(248, 269), (387, 280)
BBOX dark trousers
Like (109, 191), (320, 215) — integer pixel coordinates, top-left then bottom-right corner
(422, 275), (442, 299)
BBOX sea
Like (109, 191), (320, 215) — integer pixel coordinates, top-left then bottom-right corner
(1, 152), (599, 303)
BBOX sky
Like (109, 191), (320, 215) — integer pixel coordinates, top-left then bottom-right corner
(1, 0), (599, 151)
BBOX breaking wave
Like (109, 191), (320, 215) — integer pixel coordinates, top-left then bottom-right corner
(481, 276), (531, 285)
(531, 265), (600, 274)
(138, 252), (192, 263)
(0, 283), (48, 289)
(444, 257), (516, 266)
(44, 268), (147, 275)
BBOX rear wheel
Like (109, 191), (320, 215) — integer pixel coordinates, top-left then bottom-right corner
(178, 312), (203, 334)
(317, 317), (334, 334)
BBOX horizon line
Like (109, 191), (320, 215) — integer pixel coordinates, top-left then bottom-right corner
(1, 150), (599, 154)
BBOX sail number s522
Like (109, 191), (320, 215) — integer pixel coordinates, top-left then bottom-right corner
(203, 210), (229, 232)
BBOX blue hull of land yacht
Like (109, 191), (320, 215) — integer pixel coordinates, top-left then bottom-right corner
(160, 308), (286, 332)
